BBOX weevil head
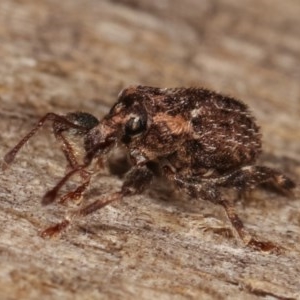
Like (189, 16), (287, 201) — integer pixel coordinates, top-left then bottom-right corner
(83, 86), (150, 163)
(110, 86), (149, 144)
(83, 85), (193, 164)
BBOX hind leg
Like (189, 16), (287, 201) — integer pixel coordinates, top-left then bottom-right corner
(162, 166), (291, 253)
(218, 165), (295, 196)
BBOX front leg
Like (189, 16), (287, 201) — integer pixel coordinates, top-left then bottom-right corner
(2, 112), (98, 170)
(163, 166), (282, 253)
(41, 165), (153, 237)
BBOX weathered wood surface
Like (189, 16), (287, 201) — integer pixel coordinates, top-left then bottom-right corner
(0, 0), (299, 299)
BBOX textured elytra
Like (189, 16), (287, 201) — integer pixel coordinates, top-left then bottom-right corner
(3, 85), (295, 252)
(112, 86), (261, 177)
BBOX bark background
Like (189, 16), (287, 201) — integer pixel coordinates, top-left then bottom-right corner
(0, 1), (300, 299)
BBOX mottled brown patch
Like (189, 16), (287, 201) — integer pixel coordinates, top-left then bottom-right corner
(153, 112), (190, 135)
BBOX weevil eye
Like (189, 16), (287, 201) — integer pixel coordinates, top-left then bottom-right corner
(125, 116), (146, 136)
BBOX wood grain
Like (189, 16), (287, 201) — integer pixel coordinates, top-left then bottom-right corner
(0, 0), (299, 299)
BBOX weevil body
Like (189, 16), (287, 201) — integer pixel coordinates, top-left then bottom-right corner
(95, 86), (261, 176)
(3, 85), (295, 252)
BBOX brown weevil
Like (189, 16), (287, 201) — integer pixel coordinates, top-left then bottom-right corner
(2, 86), (296, 252)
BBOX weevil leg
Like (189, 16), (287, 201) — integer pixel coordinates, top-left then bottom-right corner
(40, 191), (121, 238)
(2, 112), (99, 172)
(162, 166), (283, 253)
(42, 163), (92, 205)
(52, 158), (105, 206)
(3, 111), (100, 205)
(52, 112), (99, 174)
(219, 199), (282, 253)
(58, 175), (91, 205)
(47, 113), (101, 203)
(40, 165), (153, 238)
(218, 165), (295, 196)
(164, 165), (295, 199)
(52, 130), (91, 182)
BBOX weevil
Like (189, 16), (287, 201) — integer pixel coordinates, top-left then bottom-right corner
(2, 86), (295, 251)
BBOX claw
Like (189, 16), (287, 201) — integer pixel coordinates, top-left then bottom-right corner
(247, 238), (284, 254)
(42, 189), (58, 205)
(58, 179), (91, 205)
(40, 220), (70, 238)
